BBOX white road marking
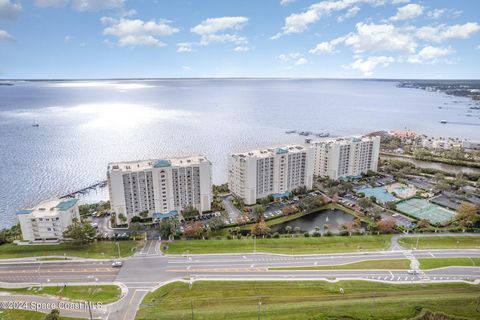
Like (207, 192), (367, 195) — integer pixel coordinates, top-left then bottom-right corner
(429, 252), (435, 258)
(388, 271), (394, 277)
(250, 264), (255, 268)
(187, 266), (191, 270)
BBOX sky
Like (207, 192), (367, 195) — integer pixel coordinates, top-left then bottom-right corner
(0, 0), (479, 79)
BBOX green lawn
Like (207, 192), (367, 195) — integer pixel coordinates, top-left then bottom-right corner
(419, 257), (480, 270)
(135, 280), (480, 320)
(271, 259), (410, 270)
(0, 310), (78, 320)
(163, 235), (392, 254)
(398, 236), (480, 250)
(0, 241), (143, 259)
(0, 285), (122, 304)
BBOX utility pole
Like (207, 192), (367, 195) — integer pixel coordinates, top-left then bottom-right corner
(116, 242), (121, 259)
(191, 299), (194, 320)
(253, 236), (256, 254)
(415, 235), (420, 250)
(257, 299), (262, 320)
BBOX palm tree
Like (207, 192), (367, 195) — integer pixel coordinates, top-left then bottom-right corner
(294, 226), (301, 234)
(285, 225), (292, 235)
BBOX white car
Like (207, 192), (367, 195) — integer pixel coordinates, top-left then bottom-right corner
(112, 261), (123, 267)
(407, 269), (419, 275)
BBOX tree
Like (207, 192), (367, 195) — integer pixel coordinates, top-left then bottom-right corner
(285, 226), (292, 235)
(376, 218), (396, 234)
(331, 193), (339, 204)
(357, 197), (372, 209)
(118, 213), (127, 225)
(251, 220), (271, 236)
(182, 205), (199, 219)
(44, 309), (61, 320)
(282, 205), (298, 216)
(208, 216), (226, 231)
(183, 221), (205, 239)
(139, 210), (149, 220)
(294, 226), (301, 234)
(129, 222), (144, 233)
(417, 219), (430, 229)
(252, 204), (265, 222)
(157, 217), (179, 239)
(456, 202), (479, 228)
(62, 219), (97, 244)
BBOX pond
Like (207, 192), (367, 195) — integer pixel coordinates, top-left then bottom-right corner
(270, 209), (357, 234)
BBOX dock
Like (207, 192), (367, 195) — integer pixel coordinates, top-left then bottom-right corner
(60, 180), (107, 199)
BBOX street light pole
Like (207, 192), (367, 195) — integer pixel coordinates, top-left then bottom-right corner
(253, 236), (256, 254)
(116, 242), (121, 259)
(257, 299), (262, 320)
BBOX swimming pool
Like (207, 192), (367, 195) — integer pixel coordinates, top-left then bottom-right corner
(356, 186), (398, 204)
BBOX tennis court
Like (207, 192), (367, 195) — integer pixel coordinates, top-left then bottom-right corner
(396, 198), (456, 225)
(355, 186), (397, 204)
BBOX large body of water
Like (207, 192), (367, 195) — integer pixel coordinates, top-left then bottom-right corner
(1, 79), (479, 228)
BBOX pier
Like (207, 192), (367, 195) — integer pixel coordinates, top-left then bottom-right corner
(60, 180), (107, 199)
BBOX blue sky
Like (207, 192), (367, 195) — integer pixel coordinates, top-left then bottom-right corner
(0, 0), (479, 79)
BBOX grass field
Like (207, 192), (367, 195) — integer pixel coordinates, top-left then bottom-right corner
(135, 280), (480, 320)
(0, 241), (142, 259)
(398, 236), (480, 250)
(0, 309), (77, 320)
(419, 257), (480, 270)
(0, 285), (122, 303)
(270, 259), (411, 270)
(163, 235), (392, 254)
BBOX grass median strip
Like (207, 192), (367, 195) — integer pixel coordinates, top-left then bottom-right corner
(135, 280), (480, 320)
(0, 241), (142, 259)
(419, 257), (480, 270)
(398, 236), (480, 250)
(0, 309), (77, 320)
(0, 285), (122, 304)
(163, 235), (392, 255)
(270, 259), (411, 270)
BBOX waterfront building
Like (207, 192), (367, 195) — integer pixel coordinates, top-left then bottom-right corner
(309, 136), (381, 180)
(107, 156), (212, 222)
(228, 145), (314, 205)
(16, 198), (80, 242)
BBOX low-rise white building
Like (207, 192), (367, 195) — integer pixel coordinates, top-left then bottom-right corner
(310, 136), (380, 180)
(228, 145), (314, 205)
(17, 198), (80, 242)
(107, 156), (212, 222)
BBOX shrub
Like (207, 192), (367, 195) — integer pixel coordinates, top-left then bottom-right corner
(304, 232), (310, 237)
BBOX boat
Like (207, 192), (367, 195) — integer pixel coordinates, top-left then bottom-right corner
(440, 120), (447, 124)
(285, 130), (296, 134)
(32, 123), (39, 127)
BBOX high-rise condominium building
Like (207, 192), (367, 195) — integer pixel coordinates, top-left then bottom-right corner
(17, 198), (80, 242)
(107, 156), (212, 222)
(228, 145), (314, 205)
(310, 136), (380, 180)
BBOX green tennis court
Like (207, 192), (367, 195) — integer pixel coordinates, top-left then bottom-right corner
(396, 198), (456, 225)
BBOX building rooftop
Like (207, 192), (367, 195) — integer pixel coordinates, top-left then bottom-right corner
(311, 135), (379, 145)
(107, 155), (210, 172)
(230, 145), (308, 158)
(16, 198), (78, 217)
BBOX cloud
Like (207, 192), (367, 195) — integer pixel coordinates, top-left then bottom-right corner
(344, 55), (394, 76)
(101, 17), (179, 47)
(342, 22), (417, 53)
(0, 29), (14, 41)
(337, 6), (360, 22)
(177, 42), (193, 52)
(280, 0), (296, 6)
(309, 41), (335, 54)
(390, 3), (423, 21)
(278, 52), (308, 66)
(64, 35), (72, 43)
(191, 16), (248, 45)
(391, 0), (410, 4)
(234, 46), (250, 52)
(427, 8), (445, 19)
(407, 46), (454, 64)
(0, 0), (21, 19)
(34, 0), (124, 11)
(182, 66), (192, 72)
(415, 22), (480, 42)
(272, 0), (385, 38)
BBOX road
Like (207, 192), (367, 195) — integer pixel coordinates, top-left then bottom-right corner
(0, 239), (479, 319)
